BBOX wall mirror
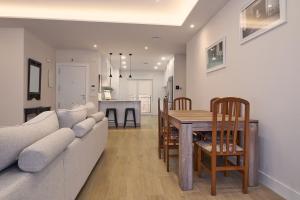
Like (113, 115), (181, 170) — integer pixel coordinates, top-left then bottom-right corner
(27, 58), (42, 100)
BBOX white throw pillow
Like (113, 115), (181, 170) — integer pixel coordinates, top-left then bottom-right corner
(85, 102), (97, 116)
(89, 112), (105, 122)
(56, 107), (87, 128)
(72, 118), (96, 138)
(18, 128), (75, 172)
(0, 111), (59, 171)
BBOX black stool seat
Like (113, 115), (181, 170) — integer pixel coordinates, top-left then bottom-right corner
(124, 108), (137, 128)
(105, 108), (118, 128)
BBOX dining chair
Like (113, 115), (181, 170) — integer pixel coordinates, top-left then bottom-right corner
(173, 97), (192, 110)
(210, 97), (221, 112)
(158, 98), (164, 159)
(194, 97), (221, 170)
(195, 97), (250, 195)
(162, 97), (179, 172)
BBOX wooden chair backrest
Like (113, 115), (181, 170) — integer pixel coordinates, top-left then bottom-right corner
(162, 97), (170, 134)
(173, 97), (192, 110)
(158, 98), (162, 136)
(211, 97), (250, 155)
(210, 97), (221, 112)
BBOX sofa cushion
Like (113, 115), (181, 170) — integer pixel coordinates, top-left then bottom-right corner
(89, 112), (105, 123)
(0, 111), (59, 171)
(85, 102), (97, 116)
(57, 107), (87, 128)
(18, 128), (75, 173)
(72, 102), (97, 116)
(72, 118), (96, 138)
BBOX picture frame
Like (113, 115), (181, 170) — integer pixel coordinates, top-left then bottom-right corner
(206, 37), (226, 73)
(240, 0), (287, 44)
(27, 58), (42, 100)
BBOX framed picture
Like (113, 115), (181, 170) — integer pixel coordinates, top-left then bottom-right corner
(240, 0), (287, 44)
(206, 37), (226, 73)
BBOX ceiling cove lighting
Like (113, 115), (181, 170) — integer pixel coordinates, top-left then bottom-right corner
(129, 53), (133, 78)
(119, 53), (123, 78)
(0, 0), (199, 26)
(109, 53), (113, 78)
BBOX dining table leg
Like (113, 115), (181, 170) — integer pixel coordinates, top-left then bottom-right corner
(178, 123), (193, 191)
(249, 122), (259, 187)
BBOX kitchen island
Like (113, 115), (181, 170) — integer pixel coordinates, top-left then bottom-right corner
(99, 100), (141, 127)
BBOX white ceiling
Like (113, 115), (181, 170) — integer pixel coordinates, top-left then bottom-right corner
(0, 0), (229, 71)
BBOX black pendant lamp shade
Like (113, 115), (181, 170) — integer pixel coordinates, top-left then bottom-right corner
(129, 53), (132, 78)
(119, 53), (122, 78)
(109, 53), (113, 78)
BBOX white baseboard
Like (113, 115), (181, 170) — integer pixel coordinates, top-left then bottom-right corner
(259, 170), (300, 200)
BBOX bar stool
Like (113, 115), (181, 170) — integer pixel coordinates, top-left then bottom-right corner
(124, 108), (137, 128)
(105, 108), (118, 128)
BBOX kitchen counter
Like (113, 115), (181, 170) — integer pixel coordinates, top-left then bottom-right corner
(99, 100), (141, 127)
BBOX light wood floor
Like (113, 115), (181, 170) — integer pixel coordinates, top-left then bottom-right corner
(77, 116), (284, 200)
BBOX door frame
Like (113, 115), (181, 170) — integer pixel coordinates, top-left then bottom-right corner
(56, 63), (90, 109)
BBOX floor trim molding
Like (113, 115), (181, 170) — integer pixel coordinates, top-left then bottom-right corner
(259, 170), (300, 200)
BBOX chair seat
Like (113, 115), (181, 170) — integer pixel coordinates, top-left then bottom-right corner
(196, 141), (243, 153)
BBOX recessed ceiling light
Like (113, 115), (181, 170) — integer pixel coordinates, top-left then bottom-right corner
(122, 61), (126, 65)
(157, 62), (161, 66)
(161, 57), (166, 61)
(123, 66), (127, 69)
(144, 62), (149, 65)
(154, 66), (158, 70)
(144, 46), (149, 50)
(190, 24), (195, 29)
(93, 44), (98, 48)
(152, 36), (160, 39)
(121, 55), (126, 60)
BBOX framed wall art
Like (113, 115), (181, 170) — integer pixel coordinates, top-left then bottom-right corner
(206, 37), (226, 73)
(240, 0), (287, 44)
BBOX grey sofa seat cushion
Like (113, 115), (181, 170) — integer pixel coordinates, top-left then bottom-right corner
(89, 112), (105, 122)
(0, 111), (59, 171)
(57, 107), (87, 128)
(72, 118), (96, 138)
(18, 128), (75, 173)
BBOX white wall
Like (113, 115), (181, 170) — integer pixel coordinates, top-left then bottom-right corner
(0, 28), (24, 125)
(24, 30), (56, 110)
(119, 70), (165, 115)
(56, 50), (101, 106)
(164, 57), (174, 86)
(186, 0), (300, 199)
(174, 54), (186, 98)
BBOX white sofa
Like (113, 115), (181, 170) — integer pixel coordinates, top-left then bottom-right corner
(0, 103), (108, 200)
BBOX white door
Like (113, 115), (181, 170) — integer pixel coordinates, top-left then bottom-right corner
(124, 79), (152, 113)
(137, 80), (152, 113)
(57, 65), (87, 109)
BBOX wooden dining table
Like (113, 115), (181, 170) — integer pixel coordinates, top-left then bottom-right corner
(168, 110), (259, 191)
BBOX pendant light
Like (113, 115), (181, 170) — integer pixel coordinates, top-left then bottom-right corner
(109, 53), (113, 78)
(129, 53), (132, 78)
(119, 53), (123, 78)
